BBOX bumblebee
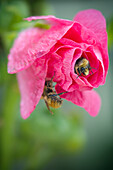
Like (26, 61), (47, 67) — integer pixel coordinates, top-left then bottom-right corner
(74, 57), (93, 77)
(41, 77), (66, 114)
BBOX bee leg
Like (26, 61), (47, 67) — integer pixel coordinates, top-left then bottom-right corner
(91, 67), (97, 70)
(90, 67), (98, 74)
(50, 71), (55, 82)
(50, 91), (68, 97)
(76, 74), (81, 79)
(57, 91), (68, 96)
(90, 68), (93, 75)
(44, 99), (54, 115)
(47, 72), (56, 88)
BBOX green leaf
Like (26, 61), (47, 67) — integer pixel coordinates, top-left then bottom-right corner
(34, 22), (50, 29)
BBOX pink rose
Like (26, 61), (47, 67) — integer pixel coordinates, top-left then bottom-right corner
(8, 9), (108, 119)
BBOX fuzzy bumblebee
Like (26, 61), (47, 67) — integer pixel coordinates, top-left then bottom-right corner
(74, 57), (92, 77)
(41, 78), (65, 114)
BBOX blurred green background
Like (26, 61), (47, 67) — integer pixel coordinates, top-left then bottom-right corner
(0, 0), (113, 170)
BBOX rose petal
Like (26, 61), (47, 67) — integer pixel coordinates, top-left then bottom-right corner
(59, 38), (81, 48)
(25, 15), (72, 25)
(25, 16), (74, 57)
(56, 85), (101, 117)
(8, 16), (74, 74)
(56, 47), (76, 89)
(17, 57), (48, 119)
(74, 9), (106, 47)
(46, 52), (65, 84)
(93, 47), (105, 85)
(8, 28), (45, 73)
(74, 9), (109, 78)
